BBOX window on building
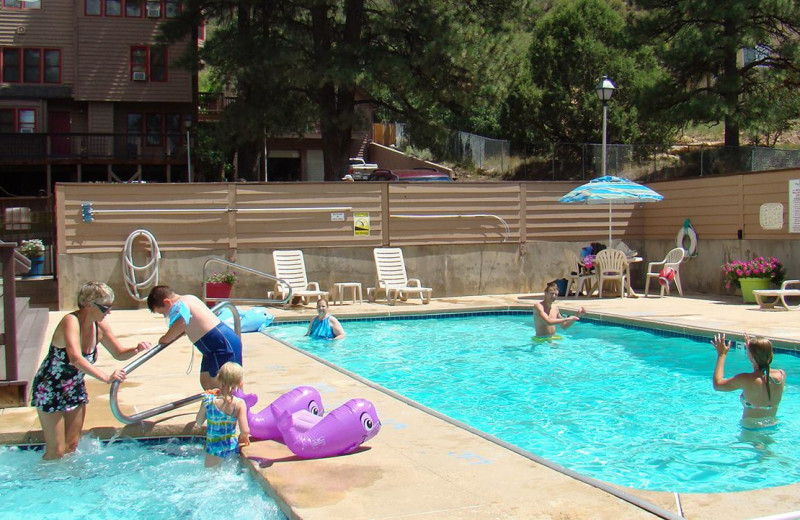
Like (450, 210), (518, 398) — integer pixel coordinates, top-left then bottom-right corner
(0, 108), (37, 133)
(165, 0), (179, 18)
(2, 48), (21, 83)
(127, 113), (142, 156)
(130, 46), (147, 80)
(19, 109), (35, 133)
(125, 0), (141, 17)
(146, 113), (162, 145)
(150, 46), (167, 82)
(86, 0), (101, 15)
(1, 47), (61, 84)
(23, 49), (41, 83)
(146, 0), (160, 17)
(130, 46), (168, 82)
(43, 50), (61, 83)
(743, 45), (770, 67)
(3, 0), (41, 8)
(165, 113), (181, 155)
(106, 0), (121, 16)
(0, 109), (14, 133)
(198, 19), (206, 42)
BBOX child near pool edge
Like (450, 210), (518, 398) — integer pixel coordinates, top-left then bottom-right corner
(711, 332), (786, 429)
(195, 361), (250, 467)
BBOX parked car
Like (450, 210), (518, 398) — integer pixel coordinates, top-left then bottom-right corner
(367, 168), (453, 182)
(348, 158), (379, 180)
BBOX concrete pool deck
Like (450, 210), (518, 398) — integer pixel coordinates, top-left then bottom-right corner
(3, 292), (800, 519)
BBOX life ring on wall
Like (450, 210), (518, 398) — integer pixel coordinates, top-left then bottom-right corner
(676, 218), (698, 257)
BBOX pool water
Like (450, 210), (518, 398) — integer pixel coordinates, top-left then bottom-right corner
(267, 312), (800, 493)
(0, 437), (284, 520)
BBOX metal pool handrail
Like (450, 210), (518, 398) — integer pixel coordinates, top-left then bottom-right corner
(109, 301), (242, 425)
(202, 256), (293, 306)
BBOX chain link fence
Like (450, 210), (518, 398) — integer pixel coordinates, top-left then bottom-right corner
(394, 124), (511, 174)
(377, 122), (800, 180)
(514, 143), (800, 181)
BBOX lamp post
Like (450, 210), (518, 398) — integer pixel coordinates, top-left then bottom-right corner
(595, 76), (615, 177)
(185, 119), (192, 183)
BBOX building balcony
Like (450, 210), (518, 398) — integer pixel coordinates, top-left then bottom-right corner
(0, 133), (188, 165)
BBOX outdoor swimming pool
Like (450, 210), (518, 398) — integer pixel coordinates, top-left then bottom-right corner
(0, 437), (284, 520)
(267, 311), (800, 493)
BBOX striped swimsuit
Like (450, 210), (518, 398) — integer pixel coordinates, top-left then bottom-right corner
(202, 393), (240, 458)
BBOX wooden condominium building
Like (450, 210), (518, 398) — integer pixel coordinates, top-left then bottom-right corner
(0, 0), (195, 195)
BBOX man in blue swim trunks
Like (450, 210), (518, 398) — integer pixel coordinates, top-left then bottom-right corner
(147, 285), (242, 390)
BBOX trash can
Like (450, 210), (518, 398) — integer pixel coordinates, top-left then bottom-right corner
(555, 278), (568, 297)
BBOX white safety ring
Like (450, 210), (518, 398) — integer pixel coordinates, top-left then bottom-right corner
(676, 225), (698, 257)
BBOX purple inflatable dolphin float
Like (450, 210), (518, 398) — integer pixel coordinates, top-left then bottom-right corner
(277, 398), (381, 459)
(236, 386), (324, 441)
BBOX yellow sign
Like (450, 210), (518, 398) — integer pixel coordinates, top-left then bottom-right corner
(354, 212), (370, 236)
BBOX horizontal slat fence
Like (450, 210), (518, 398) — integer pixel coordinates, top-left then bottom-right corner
(57, 169), (800, 254)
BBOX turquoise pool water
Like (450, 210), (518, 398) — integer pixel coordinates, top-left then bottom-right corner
(267, 312), (800, 493)
(0, 437), (284, 520)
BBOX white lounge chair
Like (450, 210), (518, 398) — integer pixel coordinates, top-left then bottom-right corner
(272, 250), (329, 305)
(644, 247), (685, 297)
(368, 247), (432, 305)
(753, 280), (800, 311)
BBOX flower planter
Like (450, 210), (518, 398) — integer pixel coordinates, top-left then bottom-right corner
(738, 277), (771, 304)
(205, 282), (232, 306)
(23, 256), (44, 277)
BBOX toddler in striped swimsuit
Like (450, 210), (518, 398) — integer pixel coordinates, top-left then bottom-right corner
(195, 362), (250, 467)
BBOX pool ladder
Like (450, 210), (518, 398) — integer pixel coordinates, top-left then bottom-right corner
(109, 301), (240, 425)
(110, 257), (294, 424)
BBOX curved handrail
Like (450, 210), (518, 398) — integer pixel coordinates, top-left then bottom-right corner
(202, 256), (293, 305)
(390, 213), (511, 242)
(109, 301), (242, 424)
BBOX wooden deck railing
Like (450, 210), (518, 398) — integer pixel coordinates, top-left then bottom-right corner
(1, 243), (19, 383)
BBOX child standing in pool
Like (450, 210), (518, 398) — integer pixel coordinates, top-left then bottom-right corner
(305, 298), (345, 339)
(532, 281), (585, 337)
(147, 285), (242, 390)
(711, 333), (786, 428)
(195, 362), (250, 467)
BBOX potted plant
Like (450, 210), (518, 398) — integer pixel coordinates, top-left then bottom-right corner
(721, 256), (785, 303)
(17, 239), (46, 277)
(204, 270), (238, 305)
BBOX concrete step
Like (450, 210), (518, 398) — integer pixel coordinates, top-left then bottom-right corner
(14, 276), (58, 311)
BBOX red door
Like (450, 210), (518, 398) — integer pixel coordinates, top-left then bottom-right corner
(48, 111), (71, 155)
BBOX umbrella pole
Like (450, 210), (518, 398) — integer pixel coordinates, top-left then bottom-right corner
(608, 203), (613, 245)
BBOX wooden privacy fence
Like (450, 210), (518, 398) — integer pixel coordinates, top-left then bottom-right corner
(57, 169), (800, 254)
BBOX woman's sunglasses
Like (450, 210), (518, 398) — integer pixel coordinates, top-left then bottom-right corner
(95, 303), (112, 314)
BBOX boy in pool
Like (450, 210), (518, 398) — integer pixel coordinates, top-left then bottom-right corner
(532, 281), (585, 337)
(147, 285), (242, 390)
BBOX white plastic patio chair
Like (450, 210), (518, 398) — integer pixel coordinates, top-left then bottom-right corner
(368, 247), (432, 305)
(272, 250), (329, 305)
(563, 249), (594, 297)
(594, 249), (627, 298)
(644, 247), (685, 297)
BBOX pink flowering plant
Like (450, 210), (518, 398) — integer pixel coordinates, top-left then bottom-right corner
(721, 256), (784, 289)
(204, 271), (238, 285)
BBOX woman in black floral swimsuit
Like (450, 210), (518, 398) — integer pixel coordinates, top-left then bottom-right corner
(31, 282), (151, 459)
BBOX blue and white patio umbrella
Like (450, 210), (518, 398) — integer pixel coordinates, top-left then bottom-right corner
(559, 175), (664, 245)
